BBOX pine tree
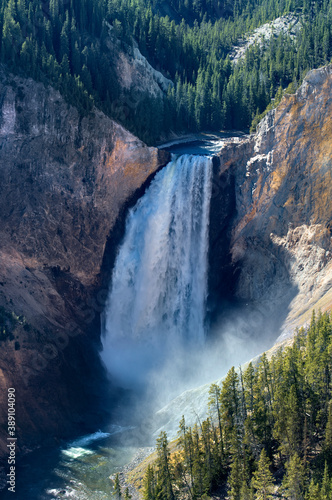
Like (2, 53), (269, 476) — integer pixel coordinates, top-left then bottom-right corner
(325, 400), (332, 450)
(1, 0), (22, 62)
(200, 418), (213, 493)
(143, 465), (156, 500)
(60, 10), (70, 62)
(208, 383), (224, 456)
(251, 448), (275, 500)
(281, 453), (307, 500)
(285, 385), (303, 457)
(220, 366), (240, 451)
(240, 480), (254, 500)
(124, 487), (131, 500)
(192, 424), (205, 498)
(320, 462), (331, 500)
(156, 432), (175, 500)
(229, 455), (242, 500)
(178, 416), (195, 491)
(113, 473), (122, 500)
(306, 479), (321, 500)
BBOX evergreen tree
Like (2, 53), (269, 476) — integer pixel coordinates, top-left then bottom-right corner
(320, 462), (331, 500)
(229, 455), (242, 500)
(325, 400), (332, 450)
(124, 487), (131, 500)
(178, 416), (195, 492)
(251, 448), (275, 500)
(113, 473), (122, 500)
(281, 453), (307, 500)
(143, 465), (156, 500)
(156, 432), (175, 500)
(240, 480), (254, 500)
(306, 479), (321, 500)
(220, 366), (240, 451)
(208, 383), (224, 458)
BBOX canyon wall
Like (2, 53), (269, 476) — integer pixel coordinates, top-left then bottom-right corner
(211, 64), (332, 339)
(0, 69), (170, 461)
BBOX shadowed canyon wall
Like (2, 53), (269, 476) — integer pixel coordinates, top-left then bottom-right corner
(0, 69), (169, 461)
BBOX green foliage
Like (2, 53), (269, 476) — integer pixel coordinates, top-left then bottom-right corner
(306, 479), (321, 500)
(324, 401), (332, 450)
(281, 453), (307, 500)
(156, 432), (175, 500)
(228, 455), (243, 499)
(149, 311), (332, 498)
(251, 448), (275, 499)
(0, 306), (25, 341)
(124, 487), (131, 500)
(0, 0), (332, 143)
(143, 465), (157, 500)
(113, 473), (122, 500)
(320, 462), (331, 500)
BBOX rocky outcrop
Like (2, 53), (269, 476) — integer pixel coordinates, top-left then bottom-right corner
(104, 24), (173, 138)
(109, 35), (172, 98)
(230, 14), (301, 63)
(0, 69), (170, 462)
(212, 64), (332, 337)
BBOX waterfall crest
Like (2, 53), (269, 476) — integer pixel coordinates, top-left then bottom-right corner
(101, 154), (212, 388)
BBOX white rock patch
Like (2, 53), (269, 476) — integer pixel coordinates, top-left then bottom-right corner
(230, 14), (302, 63)
(0, 89), (16, 136)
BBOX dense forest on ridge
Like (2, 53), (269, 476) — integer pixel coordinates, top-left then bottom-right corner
(132, 311), (332, 500)
(0, 0), (332, 143)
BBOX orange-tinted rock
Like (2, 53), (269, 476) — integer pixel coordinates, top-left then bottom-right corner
(215, 64), (332, 335)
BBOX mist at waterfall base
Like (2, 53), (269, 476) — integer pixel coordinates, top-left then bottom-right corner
(100, 153), (279, 414)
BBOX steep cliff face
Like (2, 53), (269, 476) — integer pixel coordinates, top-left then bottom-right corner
(0, 69), (170, 461)
(212, 64), (332, 336)
(102, 25), (173, 142)
(105, 26), (172, 99)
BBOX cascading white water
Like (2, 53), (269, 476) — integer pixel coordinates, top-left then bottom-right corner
(101, 154), (212, 389)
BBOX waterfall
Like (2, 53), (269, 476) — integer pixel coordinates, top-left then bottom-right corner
(101, 154), (213, 389)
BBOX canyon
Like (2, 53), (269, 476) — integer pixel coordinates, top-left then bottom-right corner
(0, 62), (331, 470)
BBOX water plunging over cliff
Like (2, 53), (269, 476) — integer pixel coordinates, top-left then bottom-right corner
(101, 154), (213, 389)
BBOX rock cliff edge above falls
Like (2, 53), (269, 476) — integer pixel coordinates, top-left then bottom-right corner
(212, 63), (332, 340)
(0, 69), (170, 462)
